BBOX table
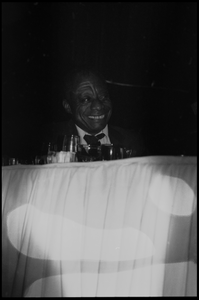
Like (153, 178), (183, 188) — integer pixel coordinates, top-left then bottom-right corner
(2, 156), (197, 297)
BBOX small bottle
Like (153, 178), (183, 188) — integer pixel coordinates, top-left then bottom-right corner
(47, 142), (56, 164)
(61, 135), (80, 162)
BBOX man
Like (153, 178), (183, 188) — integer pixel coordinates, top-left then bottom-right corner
(42, 68), (145, 156)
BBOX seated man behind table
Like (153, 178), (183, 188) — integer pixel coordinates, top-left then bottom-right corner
(42, 68), (145, 157)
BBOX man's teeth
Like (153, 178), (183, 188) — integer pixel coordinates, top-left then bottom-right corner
(88, 115), (105, 119)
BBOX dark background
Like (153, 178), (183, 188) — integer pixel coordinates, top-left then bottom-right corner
(2, 2), (197, 159)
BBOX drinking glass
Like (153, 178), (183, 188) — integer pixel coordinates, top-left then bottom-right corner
(101, 145), (126, 160)
(77, 145), (102, 162)
(124, 149), (137, 158)
(62, 135), (80, 152)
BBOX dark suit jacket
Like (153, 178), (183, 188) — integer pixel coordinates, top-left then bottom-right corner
(41, 119), (146, 157)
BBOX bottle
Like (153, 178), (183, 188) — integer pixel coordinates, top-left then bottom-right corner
(56, 135), (80, 163)
(47, 142), (56, 164)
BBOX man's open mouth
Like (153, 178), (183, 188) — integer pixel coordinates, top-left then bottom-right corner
(88, 115), (105, 120)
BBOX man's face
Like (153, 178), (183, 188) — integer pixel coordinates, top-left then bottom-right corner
(69, 74), (112, 134)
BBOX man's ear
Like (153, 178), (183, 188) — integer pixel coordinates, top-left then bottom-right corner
(63, 99), (72, 114)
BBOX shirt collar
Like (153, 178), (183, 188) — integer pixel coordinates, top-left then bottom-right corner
(75, 125), (109, 144)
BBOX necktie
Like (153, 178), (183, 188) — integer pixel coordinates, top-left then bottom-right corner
(84, 133), (105, 145)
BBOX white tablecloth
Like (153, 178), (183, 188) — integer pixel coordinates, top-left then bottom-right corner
(2, 156), (197, 297)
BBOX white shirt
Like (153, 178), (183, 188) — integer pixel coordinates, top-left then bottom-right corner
(75, 125), (111, 145)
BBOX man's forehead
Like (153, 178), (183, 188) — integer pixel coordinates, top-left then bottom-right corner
(73, 74), (107, 92)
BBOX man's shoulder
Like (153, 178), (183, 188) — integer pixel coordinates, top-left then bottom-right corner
(109, 124), (146, 156)
(109, 124), (140, 143)
(109, 124), (134, 137)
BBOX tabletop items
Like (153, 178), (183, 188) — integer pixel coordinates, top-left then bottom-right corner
(77, 144), (132, 162)
(2, 135), (134, 166)
(1, 156), (35, 166)
(43, 135), (133, 163)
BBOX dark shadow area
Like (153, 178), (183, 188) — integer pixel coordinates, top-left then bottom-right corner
(2, 2), (197, 160)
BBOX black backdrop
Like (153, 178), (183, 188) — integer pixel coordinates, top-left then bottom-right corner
(2, 2), (197, 159)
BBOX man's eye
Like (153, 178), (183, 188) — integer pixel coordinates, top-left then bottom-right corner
(81, 97), (91, 103)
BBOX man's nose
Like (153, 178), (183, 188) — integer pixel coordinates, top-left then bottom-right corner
(91, 97), (103, 110)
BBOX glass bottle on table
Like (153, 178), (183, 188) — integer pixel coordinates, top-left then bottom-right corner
(47, 142), (57, 164)
(60, 135), (80, 162)
(62, 135), (79, 152)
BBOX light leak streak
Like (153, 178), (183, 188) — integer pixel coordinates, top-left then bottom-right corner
(105, 80), (189, 93)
